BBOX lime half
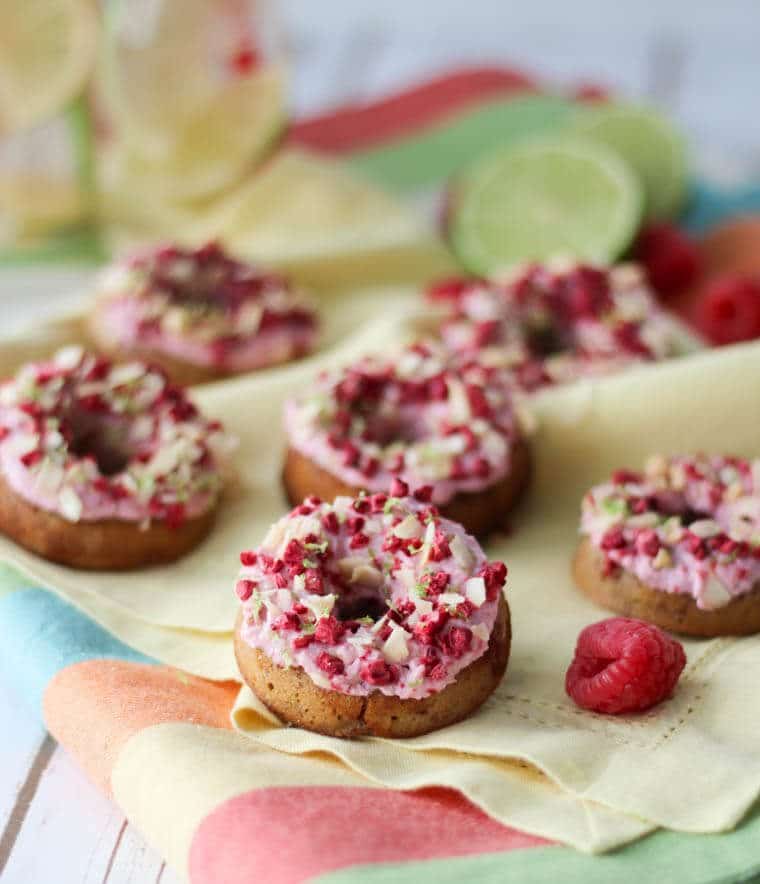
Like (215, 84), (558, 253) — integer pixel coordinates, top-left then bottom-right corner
(449, 138), (643, 274)
(570, 104), (688, 219)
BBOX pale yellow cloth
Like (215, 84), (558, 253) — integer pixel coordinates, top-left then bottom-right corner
(112, 722), (653, 870)
(4, 283), (760, 851)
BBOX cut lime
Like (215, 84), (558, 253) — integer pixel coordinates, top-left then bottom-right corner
(570, 104), (688, 219)
(449, 138), (643, 274)
(0, 0), (99, 133)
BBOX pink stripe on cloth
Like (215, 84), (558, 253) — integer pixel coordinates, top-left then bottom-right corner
(288, 66), (538, 154)
(189, 785), (549, 884)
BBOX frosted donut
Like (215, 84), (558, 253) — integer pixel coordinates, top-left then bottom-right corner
(234, 490), (510, 738)
(283, 341), (530, 538)
(576, 454), (760, 636)
(89, 241), (318, 386)
(0, 348), (231, 570)
(427, 261), (688, 391)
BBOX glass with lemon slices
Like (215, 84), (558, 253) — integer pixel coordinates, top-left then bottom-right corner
(0, 0), (287, 259)
(0, 0), (100, 255)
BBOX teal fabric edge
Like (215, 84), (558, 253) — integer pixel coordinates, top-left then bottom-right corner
(0, 576), (153, 720)
(314, 803), (760, 884)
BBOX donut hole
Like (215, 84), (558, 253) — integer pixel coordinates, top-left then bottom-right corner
(68, 412), (131, 476)
(648, 491), (710, 524)
(526, 322), (566, 357)
(334, 581), (389, 623)
(362, 413), (420, 446)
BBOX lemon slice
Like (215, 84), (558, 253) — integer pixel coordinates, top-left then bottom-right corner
(98, 147), (452, 287)
(99, 0), (286, 200)
(201, 148), (434, 261)
(109, 67), (287, 202)
(0, 0), (99, 133)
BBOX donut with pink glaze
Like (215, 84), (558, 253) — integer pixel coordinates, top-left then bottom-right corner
(427, 261), (689, 392)
(234, 488), (510, 737)
(89, 241), (318, 385)
(282, 341), (531, 538)
(0, 348), (231, 569)
(576, 454), (760, 636)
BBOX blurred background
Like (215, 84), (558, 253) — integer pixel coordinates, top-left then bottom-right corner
(281, 0), (759, 165)
(0, 0), (758, 336)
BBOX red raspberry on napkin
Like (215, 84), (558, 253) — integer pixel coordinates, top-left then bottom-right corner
(566, 618), (686, 714)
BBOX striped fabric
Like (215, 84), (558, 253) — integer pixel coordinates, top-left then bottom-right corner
(3, 68), (760, 883)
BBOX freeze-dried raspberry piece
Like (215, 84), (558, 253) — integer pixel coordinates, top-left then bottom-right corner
(565, 618), (686, 714)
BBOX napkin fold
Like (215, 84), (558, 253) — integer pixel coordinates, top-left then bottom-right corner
(4, 64), (760, 883)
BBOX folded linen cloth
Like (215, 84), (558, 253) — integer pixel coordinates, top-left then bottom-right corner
(3, 66), (760, 882)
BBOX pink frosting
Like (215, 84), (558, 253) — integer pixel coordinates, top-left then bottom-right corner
(0, 348), (231, 525)
(428, 261), (688, 391)
(581, 455), (760, 610)
(92, 241), (318, 372)
(284, 341), (523, 507)
(236, 490), (508, 700)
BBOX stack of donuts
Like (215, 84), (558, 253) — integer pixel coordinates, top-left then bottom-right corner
(4, 239), (751, 739)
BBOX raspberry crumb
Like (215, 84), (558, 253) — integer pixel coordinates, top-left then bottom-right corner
(235, 579), (256, 601)
(361, 659), (397, 685)
(316, 652), (345, 677)
(565, 618), (686, 714)
(390, 477), (409, 497)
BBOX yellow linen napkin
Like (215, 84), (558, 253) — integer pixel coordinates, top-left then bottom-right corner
(3, 285), (760, 850)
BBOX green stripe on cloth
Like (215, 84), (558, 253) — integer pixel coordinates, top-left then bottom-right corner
(316, 803), (760, 884)
(0, 226), (105, 266)
(346, 95), (577, 193)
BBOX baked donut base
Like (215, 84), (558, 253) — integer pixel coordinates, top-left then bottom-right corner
(574, 536), (760, 637)
(0, 473), (216, 570)
(282, 438), (531, 538)
(89, 316), (310, 387)
(235, 594), (510, 738)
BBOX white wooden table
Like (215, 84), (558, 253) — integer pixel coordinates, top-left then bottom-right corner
(2, 2), (759, 880)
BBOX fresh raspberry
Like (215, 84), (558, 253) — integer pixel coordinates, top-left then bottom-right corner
(634, 223), (701, 297)
(695, 274), (760, 345)
(565, 618), (686, 714)
(239, 550), (257, 566)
